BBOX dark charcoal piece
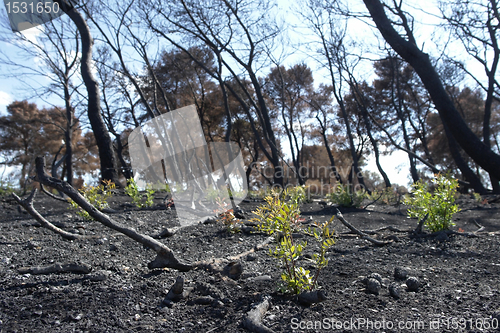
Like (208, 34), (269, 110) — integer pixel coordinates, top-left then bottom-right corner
(394, 266), (410, 280)
(366, 278), (381, 295)
(406, 276), (420, 292)
(368, 272), (383, 283)
(389, 282), (401, 299)
(223, 261), (243, 280)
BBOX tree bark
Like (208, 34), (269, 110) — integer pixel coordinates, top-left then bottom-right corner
(315, 114), (343, 184)
(352, 91), (392, 188)
(363, 0), (500, 181)
(441, 120), (488, 194)
(63, 85), (73, 186)
(62, 2), (120, 185)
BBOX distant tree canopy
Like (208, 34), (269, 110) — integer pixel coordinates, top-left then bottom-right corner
(0, 101), (99, 189)
(1, 0), (500, 193)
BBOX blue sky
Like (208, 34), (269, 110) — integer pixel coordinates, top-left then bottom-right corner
(0, 0), (486, 188)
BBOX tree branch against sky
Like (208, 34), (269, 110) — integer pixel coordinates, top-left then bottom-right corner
(1, 0), (500, 192)
(362, 0), (500, 187)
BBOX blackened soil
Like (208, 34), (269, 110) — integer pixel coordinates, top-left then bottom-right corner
(0, 192), (499, 332)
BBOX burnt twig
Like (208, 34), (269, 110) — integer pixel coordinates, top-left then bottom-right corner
(335, 209), (391, 246)
(243, 296), (275, 333)
(18, 262), (91, 275)
(12, 190), (86, 241)
(40, 184), (68, 202)
(32, 156), (192, 271)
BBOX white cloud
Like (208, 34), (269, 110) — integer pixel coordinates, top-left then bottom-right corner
(0, 91), (13, 109)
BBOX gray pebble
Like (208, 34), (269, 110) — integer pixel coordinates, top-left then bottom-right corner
(368, 273), (383, 283)
(406, 276), (420, 292)
(249, 275), (272, 282)
(389, 282), (401, 299)
(394, 266), (409, 280)
(366, 278), (381, 295)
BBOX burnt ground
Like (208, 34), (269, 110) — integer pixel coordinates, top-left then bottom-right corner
(0, 191), (499, 333)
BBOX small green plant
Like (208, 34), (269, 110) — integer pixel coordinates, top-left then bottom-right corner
(125, 178), (155, 208)
(306, 217), (336, 290)
(327, 183), (366, 207)
(472, 191), (482, 203)
(286, 185), (309, 204)
(68, 180), (115, 220)
(271, 236), (312, 294)
(367, 187), (398, 205)
(0, 179), (16, 196)
(252, 190), (335, 294)
(404, 173), (460, 233)
(215, 197), (240, 233)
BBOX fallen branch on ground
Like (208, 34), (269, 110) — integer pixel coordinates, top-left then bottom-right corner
(40, 184), (67, 202)
(192, 237), (273, 276)
(12, 190), (87, 241)
(340, 225), (412, 235)
(15, 156), (274, 272)
(30, 156), (193, 272)
(413, 214), (429, 234)
(335, 209), (392, 246)
(472, 220), (485, 233)
(163, 276), (194, 305)
(243, 296), (275, 333)
(18, 262), (91, 275)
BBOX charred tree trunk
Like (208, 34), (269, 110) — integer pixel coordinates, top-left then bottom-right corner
(62, 2), (120, 185)
(363, 0), (500, 181)
(63, 84), (73, 186)
(315, 114), (343, 184)
(354, 96), (392, 188)
(441, 120), (488, 194)
(484, 78), (500, 193)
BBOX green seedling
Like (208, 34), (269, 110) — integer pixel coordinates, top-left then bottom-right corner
(125, 178), (155, 208)
(404, 173), (460, 233)
(252, 190), (335, 294)
(327, 183), (366, 208)
(68, 180), (115, 220)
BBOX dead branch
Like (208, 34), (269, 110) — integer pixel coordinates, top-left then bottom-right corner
(352, 226), (413, 235)
(335, 209), (392, 246)
(163, 276), (194, 304)
(472, 220), (485, 233)
(18, 262), (91, 275)
(228, 237), (273, 261)
(362, 192), (383, 209)
(25, 156), (275, 272)
(12, 190), (87, 241)
(40, 184), (68, 202)
(414, 214), (429, 234)
(32, 156), (192, 271)
(243, 297), (275, 333)
(192, 237), (273, 276)
(154, 227), (181, 239)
